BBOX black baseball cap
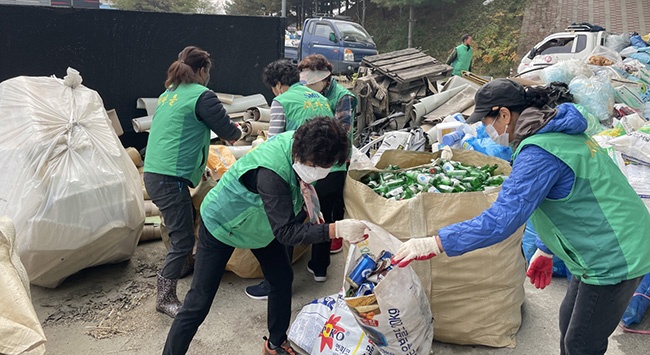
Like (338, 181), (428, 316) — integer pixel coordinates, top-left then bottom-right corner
(466, 79), (529, 123)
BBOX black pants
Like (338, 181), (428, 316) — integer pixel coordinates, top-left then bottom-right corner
(144, 173), (195, 279)
(559, 275), (642, 355)
(163, 221), (294, 355)
(308, 170), (346, 274)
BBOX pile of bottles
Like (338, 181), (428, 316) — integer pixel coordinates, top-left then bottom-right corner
(346, 250), (393, 298)
(361, 160), (506, 200)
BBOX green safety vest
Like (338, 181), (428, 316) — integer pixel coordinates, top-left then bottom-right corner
(274, 83), (333, 131)
(144, 83), (210, 187)
(452, 44), (472, 76)
(324, 78), (357, 173)
(200, 132), (303, 249)
(514, 133), (650, 285)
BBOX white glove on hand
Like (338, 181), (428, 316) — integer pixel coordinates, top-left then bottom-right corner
(392, 237), (441, 268)
(334, 219), (369, 244)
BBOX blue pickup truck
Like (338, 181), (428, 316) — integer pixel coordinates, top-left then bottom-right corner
(285, 17), (378, 75)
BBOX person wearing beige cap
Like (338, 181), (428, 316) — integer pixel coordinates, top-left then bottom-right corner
(392, 78), (650, 355)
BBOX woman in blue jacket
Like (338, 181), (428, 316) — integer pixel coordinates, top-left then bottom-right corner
(393, 79), (650, 355)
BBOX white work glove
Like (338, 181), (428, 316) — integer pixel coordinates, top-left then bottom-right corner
(334, 219), (369, 244)
(392, 237), (442, 268)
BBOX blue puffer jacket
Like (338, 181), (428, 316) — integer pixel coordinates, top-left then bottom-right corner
(439, 103), (587, 256)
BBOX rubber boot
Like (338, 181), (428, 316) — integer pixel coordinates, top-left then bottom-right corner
(156, 272), (182, 318)
(179, 254), (195, 279)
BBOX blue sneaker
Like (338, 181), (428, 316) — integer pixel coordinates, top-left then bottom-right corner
(245, 280), (270, 300)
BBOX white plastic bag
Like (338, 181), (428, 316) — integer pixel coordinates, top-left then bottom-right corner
(343, 223), (433, 355)
(0, 216), (46, 354)
(569, 75), (616, 123)
(289, 294), (378, 355)
(539, 59), (593, 85)
(0, 69), (145, 287)
(609, 125), (650, 165)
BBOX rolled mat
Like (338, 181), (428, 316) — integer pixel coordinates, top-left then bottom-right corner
(125, 147), (142, 167)
(249, 106), (271, 122)
(242, 120), (270, 136)
(132, 115), (152, 133)
(140, 224), (162, 242)
(144, 200), (159, 217)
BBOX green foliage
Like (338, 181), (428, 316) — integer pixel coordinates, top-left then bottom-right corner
(112, 0), (220, 13)
(358, 0), (525, 77)
(370, 0), (454, 10)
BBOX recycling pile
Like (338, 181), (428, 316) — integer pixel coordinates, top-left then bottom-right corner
(361, 160), (505, 200)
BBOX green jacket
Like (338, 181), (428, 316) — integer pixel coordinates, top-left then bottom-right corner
(515, 133), (650, 285)
(275, 83), (333, 131)
(144, 83), (210, 187)
(324, 79), (356, 173)
(451, 44), (472, 76)
(200, 132), (303, 249)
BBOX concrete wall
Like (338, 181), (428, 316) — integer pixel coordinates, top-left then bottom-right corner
(0, 5), (284, 148)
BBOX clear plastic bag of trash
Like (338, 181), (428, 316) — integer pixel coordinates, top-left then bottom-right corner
(539, 59), (593, 85)
(0, 68), (144, 288)
(587, 45), (623, 66)
(568, 74), (616, 124)
(605, 32), (631, 53)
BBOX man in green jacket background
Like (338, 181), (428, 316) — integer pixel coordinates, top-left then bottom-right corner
(446, 34), (473, 76)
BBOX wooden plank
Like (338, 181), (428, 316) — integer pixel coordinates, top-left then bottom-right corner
(361, 48), (420, 64)
(379, 57), (438, 74)
(368, 52), (428, 67)
(400, 64), (448, 81)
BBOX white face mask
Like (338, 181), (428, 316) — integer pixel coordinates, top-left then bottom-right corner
(485, 123), (510, 146)
(292, 163), (331, 183)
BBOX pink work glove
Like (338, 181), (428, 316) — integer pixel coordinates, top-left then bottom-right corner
(526, 249), (554, 289)
(392, 237), (441, 268)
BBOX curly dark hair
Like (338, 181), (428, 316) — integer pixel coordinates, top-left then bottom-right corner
(262, 59), (300, 88)
(292, 116), (350, 167)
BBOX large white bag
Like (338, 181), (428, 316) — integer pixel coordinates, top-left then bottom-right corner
(289, 294), (377, 355)
(0, 69), (144, 287)
(343, 223), (433, 355)
(0, 216), (46, 354)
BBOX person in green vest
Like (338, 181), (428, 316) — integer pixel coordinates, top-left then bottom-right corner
(391, 79), (650, 355)
(162, 117), (370, 355)
(245, 58), (336, 300)
(143, 46), (242, 318)
(298, 54), (357, 254)
(446, 34), (473, 76)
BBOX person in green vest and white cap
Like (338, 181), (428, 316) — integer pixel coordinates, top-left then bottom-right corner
(162, 117), (370, 355)
(245, 58), (336, 300)
(391, 78), (650, 355)
(144, 46), (242, 319)
(297, 54), (357, 254)
(446, 33), (473, 76)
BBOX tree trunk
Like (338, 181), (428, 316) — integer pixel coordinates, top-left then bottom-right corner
(408, 5), (414, 48)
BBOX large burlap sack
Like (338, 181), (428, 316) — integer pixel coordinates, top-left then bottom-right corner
(0, 216), (46, 354)
(344, 149), (526, 348)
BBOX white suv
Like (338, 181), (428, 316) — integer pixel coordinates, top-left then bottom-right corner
(518, 24), (609, 76)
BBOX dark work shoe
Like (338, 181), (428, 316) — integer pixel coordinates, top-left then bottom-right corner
(245, 280), (270, 300)
(307, 262), (327, 282)
(262, 336), (296, 355)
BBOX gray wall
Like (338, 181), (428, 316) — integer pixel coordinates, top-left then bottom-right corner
(0, 5), (284, 148)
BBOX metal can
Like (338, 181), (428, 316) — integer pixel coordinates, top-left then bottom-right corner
(354, 282), (375, 297)
(373, 250), (393, 273)
(346, 254), (377, 289)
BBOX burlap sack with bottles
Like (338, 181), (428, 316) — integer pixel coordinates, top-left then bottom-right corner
(344, 149), (526, 348)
